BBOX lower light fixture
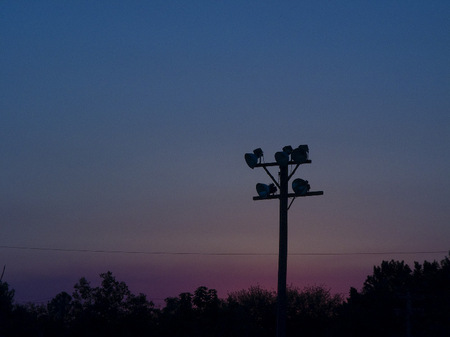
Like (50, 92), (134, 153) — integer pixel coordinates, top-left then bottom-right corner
(256, 183), (277, 198)
(292, 178), (310, 196)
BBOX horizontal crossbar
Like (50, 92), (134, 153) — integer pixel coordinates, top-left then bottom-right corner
(253, 191), (324, 200)
(253, 160), (311, 168)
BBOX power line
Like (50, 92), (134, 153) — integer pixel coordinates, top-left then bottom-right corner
(0, 245), (447, 257)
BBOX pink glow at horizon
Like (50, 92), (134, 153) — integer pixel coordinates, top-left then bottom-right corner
(6, 247), (447, 307)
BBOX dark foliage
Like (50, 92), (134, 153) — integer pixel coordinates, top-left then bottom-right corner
(226, 286), (276, 337)
(0, 254), (449, 337)
(0, 280), (14, 335)
(287, 285), (343, 336)
(338, 255), (450, 337)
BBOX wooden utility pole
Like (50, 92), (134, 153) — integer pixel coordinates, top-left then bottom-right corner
(246, 145), (323, 337)
(277, 164), (288, 337)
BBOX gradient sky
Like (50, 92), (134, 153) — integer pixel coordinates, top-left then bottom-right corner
(1, 1), (449, 306)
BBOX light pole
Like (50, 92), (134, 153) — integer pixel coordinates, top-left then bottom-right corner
(245, 145), (323, 337)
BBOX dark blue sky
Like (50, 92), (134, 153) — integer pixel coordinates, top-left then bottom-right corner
(1, 1), (449, 304)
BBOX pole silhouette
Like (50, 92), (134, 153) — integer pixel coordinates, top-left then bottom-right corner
(245, 145), (323, 337)
(277, 164), (288, 337)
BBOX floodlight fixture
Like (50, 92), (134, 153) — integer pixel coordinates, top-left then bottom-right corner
(253, 148), (263, 158)
(256, 183), (277, 198)
(245, 148), (264, 169)
(292, 178), (310, 196)
(282, 145), (293, 155)
(275, 151), (289, 166)
(291, 145), (309, 164)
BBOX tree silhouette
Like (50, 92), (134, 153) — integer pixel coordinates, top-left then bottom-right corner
(341, 255), (450, 337)
(68, 271), (156, 337)
(0, 281), (15, 336)
(161, 292), (194, 336)
(0, 256), (449, 337)
(287, 285), (343, 337)
(161, 286), (225, 337)
(47, 291), (72, 323)
(226, 285), (276, 336)
(410, 256), (450, 335)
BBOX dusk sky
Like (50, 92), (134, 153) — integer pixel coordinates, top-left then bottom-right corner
(1, 1), (449, 306)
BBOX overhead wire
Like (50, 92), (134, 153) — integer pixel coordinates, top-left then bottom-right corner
(0, 245), (447, 257)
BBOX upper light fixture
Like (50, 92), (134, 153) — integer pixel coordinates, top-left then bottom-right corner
(282, 145), (293, 155)
(275, 145), (294, 166)
(275, 151), (289, 166)
(291, 145), (309, 164)
(245, 148), (264, 169)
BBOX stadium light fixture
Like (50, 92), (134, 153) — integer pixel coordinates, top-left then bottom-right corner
(291, 145), (309, 164)
(275, 151), (289, 166)
(282, 145), (293, 155)
(256, 183), (277, 198)
(292, 178), (310, 196)
(244, 148), (264, 169)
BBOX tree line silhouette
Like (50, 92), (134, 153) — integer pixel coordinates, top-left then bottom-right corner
(0, 255), (449, 337)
